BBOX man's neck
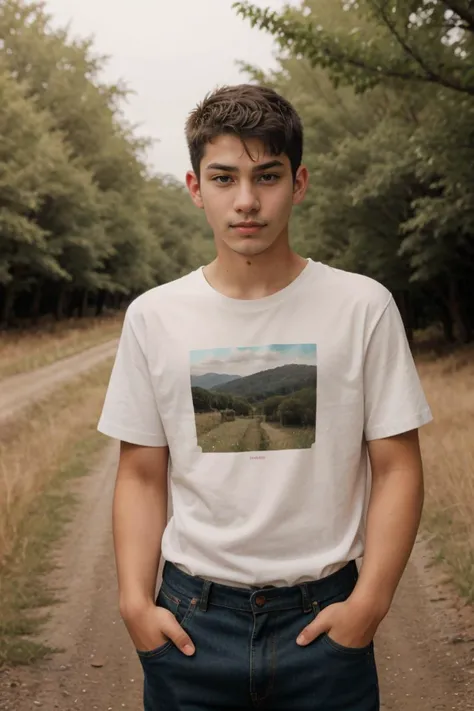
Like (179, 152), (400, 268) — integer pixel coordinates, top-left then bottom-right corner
(203, 246), (308, 300)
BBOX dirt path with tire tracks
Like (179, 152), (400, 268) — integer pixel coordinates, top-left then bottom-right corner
(0, 339), (119, 426)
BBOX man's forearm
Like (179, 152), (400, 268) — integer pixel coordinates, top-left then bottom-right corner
(350, 463), (424, 619)
(113, 467), (168, 618)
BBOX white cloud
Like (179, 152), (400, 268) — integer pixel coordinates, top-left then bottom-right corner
(192, 346), (316, 377)
(44, 0), (297, 180)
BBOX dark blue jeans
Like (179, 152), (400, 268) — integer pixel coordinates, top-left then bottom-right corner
(137, 560), (380, 710)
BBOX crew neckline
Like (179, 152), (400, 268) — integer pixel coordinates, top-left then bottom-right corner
(194, 258), (317, 311)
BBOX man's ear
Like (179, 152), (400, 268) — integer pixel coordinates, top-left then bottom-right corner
(292, 165), (309, 206)
(186, 171), (204, 209)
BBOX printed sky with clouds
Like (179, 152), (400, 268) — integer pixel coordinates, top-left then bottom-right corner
(190, 344), (317, 378)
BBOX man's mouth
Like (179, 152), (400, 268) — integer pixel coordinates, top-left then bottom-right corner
(231, 222), (267, 235)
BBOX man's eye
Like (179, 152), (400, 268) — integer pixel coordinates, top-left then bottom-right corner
(212, 175), (233, 184)
(259, 174), (280, 183)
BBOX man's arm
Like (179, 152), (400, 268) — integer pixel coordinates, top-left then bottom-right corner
(113, 441), (195, 656)
(297, 428), (424, 647)
(350, 428), (424, 616)
(113, 442), (169, 617)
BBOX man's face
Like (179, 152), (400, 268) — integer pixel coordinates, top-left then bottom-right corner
(186, 134), (308, 258)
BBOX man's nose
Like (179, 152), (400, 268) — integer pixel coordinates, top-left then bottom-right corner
(233, 182), (260, 214)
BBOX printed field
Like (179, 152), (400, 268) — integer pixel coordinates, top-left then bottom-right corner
(195, 413), (314, 453)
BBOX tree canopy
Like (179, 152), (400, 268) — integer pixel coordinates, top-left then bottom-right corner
(234, 0), (474, 343)
(0, 0), (213, 325)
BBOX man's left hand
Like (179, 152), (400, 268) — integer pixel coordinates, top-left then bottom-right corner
(296, 597), (383, 649)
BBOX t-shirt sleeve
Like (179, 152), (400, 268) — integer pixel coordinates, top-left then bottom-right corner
(363, 296), (433, 441)
(97, 304), (167, 447)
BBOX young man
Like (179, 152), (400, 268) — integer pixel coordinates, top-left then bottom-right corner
(98, 84), (433, 710)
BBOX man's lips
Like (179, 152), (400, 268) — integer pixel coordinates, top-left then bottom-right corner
(231, 222), (267, 234)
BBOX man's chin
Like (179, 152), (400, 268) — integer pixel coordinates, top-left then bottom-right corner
(229, 239), (274, 257)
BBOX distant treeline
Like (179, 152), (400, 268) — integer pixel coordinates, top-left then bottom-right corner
(192, 388), (252, 417)
(192, 386), (316, 427)
(192, 364), (317, 427)
(0, 0), (213, 326)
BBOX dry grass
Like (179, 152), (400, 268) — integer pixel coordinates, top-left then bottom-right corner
(417, 346), (474, 600)
(195, 412), (221, 436)
(0, 361), (113, 665)
(0, 360), (113, 564)
(0, 313), (123, 381)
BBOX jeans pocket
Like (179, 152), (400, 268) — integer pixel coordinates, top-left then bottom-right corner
(321, 632), (374, 656)
(136, 585), (197, 660)
(311, 584), (374, 657)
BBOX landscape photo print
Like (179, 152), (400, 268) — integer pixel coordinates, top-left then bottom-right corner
(190, 344), (317, 453)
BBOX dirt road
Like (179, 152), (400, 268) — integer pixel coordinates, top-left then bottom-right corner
(1, 440), (473, 709)
(0, 340), (118, 425)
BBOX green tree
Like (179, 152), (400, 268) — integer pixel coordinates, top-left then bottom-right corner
(232, 397), (252, 416)
(234, 0), (474, 96)
(192, 387), (212, 413)
(262, 395), (285, 421)
(234, 0), (474, 342)
(0, 0), (213, 324)
(0, 60), (70, 322)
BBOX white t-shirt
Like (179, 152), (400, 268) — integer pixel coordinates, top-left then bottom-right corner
(98, 259), (432, 587)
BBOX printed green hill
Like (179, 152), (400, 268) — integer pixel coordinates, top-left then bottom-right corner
(211, 364), (316, 402)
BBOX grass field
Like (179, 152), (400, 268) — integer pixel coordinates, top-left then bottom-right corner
(195, 412), (222, 437)
(261, 421), (315, 450)
(197, 417), (252, 453)
(0, 314), (123, 380)
(0, 361), (114, 564)
(418, 347), (474, 600)
(195, 413), (315, 452)
(0, 360), (114, 665)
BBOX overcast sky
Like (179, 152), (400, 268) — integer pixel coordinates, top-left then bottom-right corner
(191, 344), (317, 377)
(44, 0), (296, 182)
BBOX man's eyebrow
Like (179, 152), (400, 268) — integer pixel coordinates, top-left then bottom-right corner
(205, 160), (285, 172)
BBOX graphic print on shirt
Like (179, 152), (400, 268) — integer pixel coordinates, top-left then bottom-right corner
(190, 344), (317, 453)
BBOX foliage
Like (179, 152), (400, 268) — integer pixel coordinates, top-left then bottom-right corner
(262, 394), (285, 420)
(191, 387), (252, 416)
(234, 0), (474, 342)
(234, 0), (474, 96)
(278, 387), (316, 426)
(0, 0), (212, 325)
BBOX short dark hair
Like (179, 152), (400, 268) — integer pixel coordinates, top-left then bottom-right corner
(185, 84), (303, 180)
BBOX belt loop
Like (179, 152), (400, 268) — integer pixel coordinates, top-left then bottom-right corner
(300, 583), (312, 613)
(199, 579), (212, 612)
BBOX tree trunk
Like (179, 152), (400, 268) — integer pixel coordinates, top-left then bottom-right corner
(56, 286), (67, 320)
(79, 289), (89, 318)
(95, 289), (106, 316)
(67, 290), (81, 318)
(1, 284), (15, 326)
(447, 275), (469, 343)
(30, 282), (43, 324)
(458, 274), (473, 343)
(440, 310), (455, 343)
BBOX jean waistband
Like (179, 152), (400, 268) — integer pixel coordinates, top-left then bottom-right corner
(161, 560), (358, 614)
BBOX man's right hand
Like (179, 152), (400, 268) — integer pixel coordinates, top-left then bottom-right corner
(122, 601), (195, 656)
